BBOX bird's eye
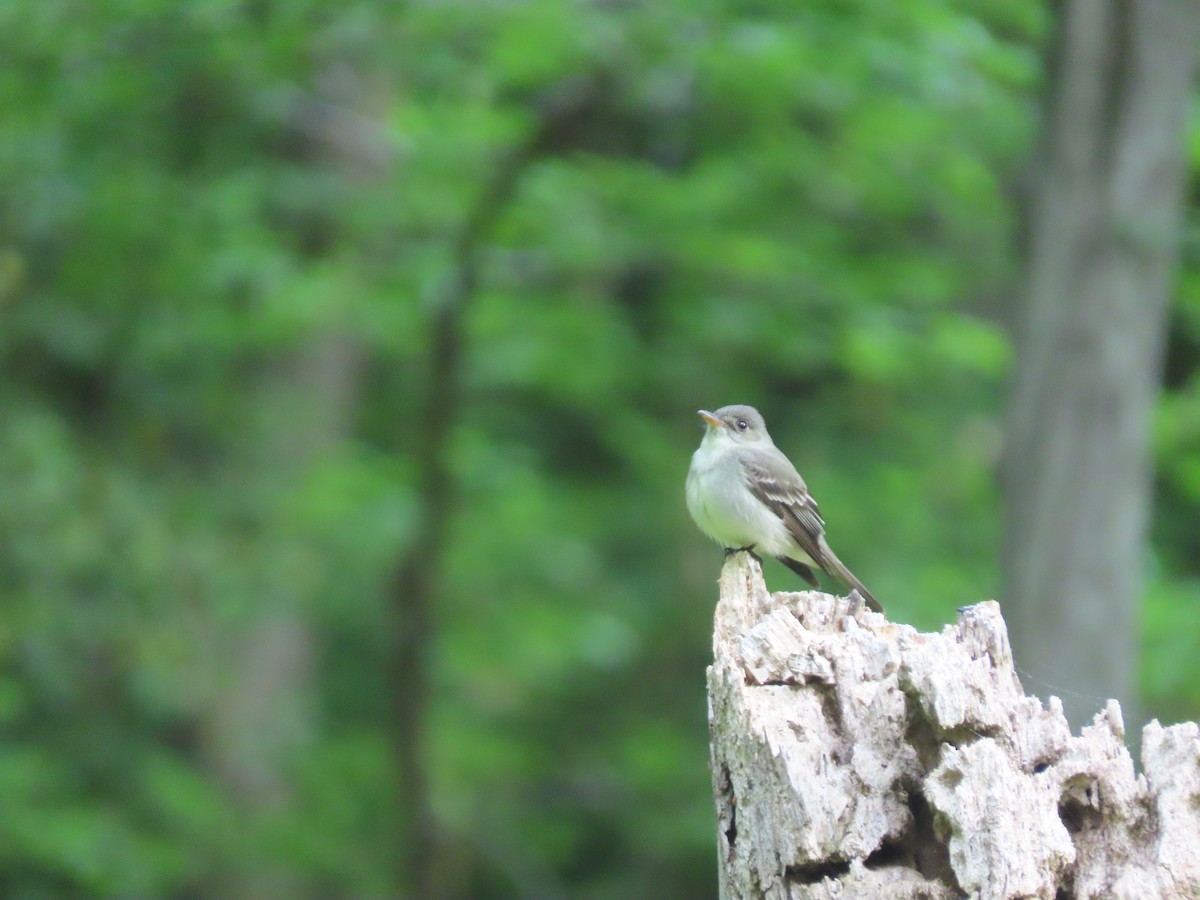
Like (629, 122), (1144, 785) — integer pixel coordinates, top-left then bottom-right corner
(737, 420), (748, 431)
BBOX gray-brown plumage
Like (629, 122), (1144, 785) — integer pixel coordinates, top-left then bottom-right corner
(686, 404), (883, 613)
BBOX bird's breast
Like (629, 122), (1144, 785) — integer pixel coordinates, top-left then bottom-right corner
(687, 449), (791, 553)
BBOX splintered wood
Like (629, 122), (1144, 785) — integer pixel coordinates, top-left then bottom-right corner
(707, 554), (1200, 900)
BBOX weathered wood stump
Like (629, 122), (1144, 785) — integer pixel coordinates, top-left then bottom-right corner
(708, 553), (1200, 899)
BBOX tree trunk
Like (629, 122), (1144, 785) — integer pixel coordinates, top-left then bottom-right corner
(709, 554), (1200, 899)
(202, 332), (362, 900)
(1001, 0), (1200, 729)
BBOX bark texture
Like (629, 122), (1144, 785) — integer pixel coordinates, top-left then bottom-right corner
(1002, 0), (1200, 729)
(708, 554), (1200, 900)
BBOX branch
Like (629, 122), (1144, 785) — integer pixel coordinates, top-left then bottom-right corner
(709, 554), (1200, 899)
(390, 76), (606, 898)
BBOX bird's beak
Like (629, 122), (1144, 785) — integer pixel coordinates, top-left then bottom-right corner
(698, 410), (725, 428)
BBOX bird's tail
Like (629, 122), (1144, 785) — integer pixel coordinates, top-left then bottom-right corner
(819, 540), (884, 614)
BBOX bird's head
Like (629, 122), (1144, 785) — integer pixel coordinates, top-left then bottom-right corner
(697, 405), (773, 448)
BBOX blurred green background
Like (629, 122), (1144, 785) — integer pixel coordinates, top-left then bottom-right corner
(1, 1), (1198, 898)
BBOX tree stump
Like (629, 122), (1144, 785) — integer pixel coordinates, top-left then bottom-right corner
(707, 554), (1200, 899)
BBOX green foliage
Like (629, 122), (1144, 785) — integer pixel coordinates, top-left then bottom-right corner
(0, 0), (1194, 897)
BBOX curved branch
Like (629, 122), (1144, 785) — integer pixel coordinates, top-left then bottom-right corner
(390, 77), (604, 897)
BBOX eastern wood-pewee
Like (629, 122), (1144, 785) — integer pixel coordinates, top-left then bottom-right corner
(686, 404), (883, 613)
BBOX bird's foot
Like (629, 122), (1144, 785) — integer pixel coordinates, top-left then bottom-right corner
(724, 546), (763, 565)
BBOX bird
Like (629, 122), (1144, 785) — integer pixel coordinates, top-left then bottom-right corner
(686, 404), (883, 613)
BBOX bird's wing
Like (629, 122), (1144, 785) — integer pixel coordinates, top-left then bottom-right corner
(739, 448), (827, 566)
(777, 555), (820, 589)
(741, 448), (884, 613)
